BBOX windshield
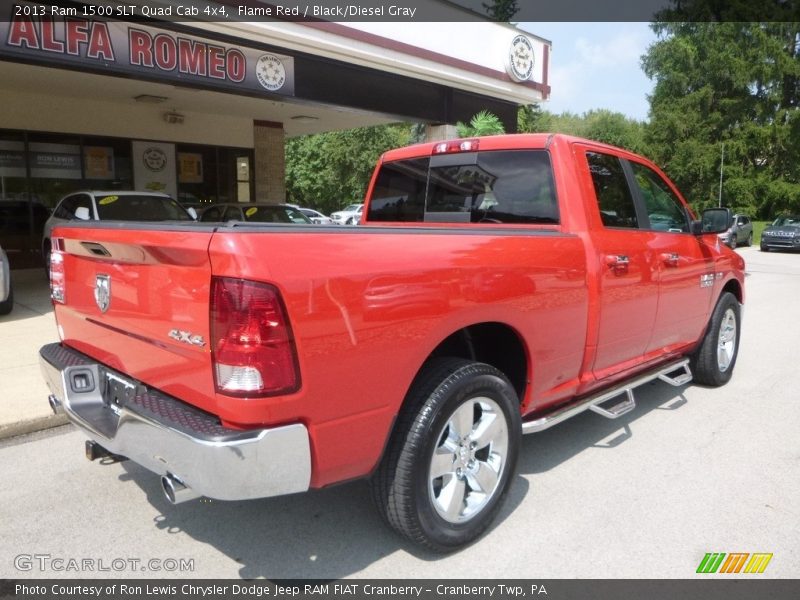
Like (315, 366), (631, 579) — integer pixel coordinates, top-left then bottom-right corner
(243, 205), (311, 224)
(341, 204), (361, 212)
(772, 215), (800, 227)
(94, 194), (191, 221)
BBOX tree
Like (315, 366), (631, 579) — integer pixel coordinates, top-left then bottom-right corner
(285, 124), (411, 214)
(482, 0), (519, 21)
(643, 22), (800, 217)
(517, 104), (648, 154)
(456, 110), (506, 137)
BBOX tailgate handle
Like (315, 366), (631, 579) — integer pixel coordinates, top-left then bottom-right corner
(81, 242), (111, 257)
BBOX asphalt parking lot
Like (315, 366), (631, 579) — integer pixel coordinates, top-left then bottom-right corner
(0, 246), (798, 579)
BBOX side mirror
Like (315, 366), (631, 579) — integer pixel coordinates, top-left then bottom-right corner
(74, 207), (91, 221)
(187, 207), (198, 220)
(692, 207), (732, 235)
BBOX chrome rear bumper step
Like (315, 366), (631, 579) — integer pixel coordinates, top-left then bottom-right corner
(522, 359), (692, 434)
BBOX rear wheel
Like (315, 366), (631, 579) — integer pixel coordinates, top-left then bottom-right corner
(690, 292), (740, 386)
(746, 232), (753, 246)
(371, 358), (521, 552)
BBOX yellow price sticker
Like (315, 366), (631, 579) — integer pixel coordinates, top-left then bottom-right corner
(98, 195), (119, 205)
(245, 207), (258, 217)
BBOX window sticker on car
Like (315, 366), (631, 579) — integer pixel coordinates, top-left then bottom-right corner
(246, 207), (258, 217)
(98, 196), (119, 205)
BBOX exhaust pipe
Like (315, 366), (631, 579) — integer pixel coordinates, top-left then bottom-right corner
(48, 395), (61, 415)
(161, 474), (201, 505)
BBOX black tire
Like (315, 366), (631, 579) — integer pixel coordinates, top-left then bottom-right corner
(371, 357), (521, 552)
(729, 235), (737, 249)
(0, 283), (13, 316)
(760, 243), (769, 252)
(690, 292), (740, 386)
(746, 232), (753, 247)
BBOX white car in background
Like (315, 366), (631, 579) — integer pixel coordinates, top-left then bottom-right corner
(298, 208), (333, 224)
(42, 191), (195, 270)
(0, 244), (13, 315)
(331, 203), (363, 225)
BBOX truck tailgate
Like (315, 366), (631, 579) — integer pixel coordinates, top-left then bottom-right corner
(51, 224), (218, 414)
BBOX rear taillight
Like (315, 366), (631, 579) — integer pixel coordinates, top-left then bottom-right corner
(50, 241), (65, 304)
(210, 277), (300, 397)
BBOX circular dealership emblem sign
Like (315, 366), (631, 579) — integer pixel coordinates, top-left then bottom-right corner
(255, 54), (286, 91)
(142, 147), (167, 172)
(505, 35), (535, 82)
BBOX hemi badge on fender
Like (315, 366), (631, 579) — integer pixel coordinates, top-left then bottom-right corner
(700, 274), (714, 288)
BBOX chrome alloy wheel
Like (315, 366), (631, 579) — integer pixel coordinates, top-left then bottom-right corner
(428, 396), (509, 523)
(717, 308), (737, 372)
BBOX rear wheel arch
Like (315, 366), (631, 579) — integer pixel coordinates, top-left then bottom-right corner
(369, 321), (529, 487)
(423, 322), (529, 403)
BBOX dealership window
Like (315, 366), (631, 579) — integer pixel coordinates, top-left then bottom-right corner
(0, 128), (254, 267)
(26, 132), (84, 211)
(82, 136), (133, 191)
(177, 144), (218, 209)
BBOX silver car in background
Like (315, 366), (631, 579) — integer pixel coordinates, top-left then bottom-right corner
(719, 213), (753, 248)
(330, 203), (363, 225)
(298, 208), (333, 224)
(0, 244), (13, 315)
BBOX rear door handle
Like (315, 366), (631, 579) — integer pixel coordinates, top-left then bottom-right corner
(660, 252), (680, 267)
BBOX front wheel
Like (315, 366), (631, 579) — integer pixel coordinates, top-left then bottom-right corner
(371, 358), (521, 552)
(690, 292), (740, 386)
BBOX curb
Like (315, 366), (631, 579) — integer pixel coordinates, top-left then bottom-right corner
(0, 413), (69, 441)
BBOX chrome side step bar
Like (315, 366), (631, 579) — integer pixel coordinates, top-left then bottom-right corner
(522, 359), (692, 434)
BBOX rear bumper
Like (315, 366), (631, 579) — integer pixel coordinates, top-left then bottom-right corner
(39, 343), (311, 501)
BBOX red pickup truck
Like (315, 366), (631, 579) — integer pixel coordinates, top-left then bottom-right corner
(40, 134), (744, 551)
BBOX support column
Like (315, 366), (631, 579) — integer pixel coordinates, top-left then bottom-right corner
(253, 120), (286, 203)
(424, 123), (458, 142)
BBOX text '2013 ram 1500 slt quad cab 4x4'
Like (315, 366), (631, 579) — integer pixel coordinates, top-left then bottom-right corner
(40, 134), (744, 551)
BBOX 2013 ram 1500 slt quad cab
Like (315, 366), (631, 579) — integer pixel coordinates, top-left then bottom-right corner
(40, 134), (744, 551)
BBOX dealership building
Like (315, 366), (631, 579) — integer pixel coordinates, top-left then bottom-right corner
(0, 2), (550, 268)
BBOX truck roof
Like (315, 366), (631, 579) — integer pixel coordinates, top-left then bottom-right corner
(380, 132), (626, 162)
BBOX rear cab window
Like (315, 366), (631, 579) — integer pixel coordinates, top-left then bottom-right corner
(367, 150), (559, 225)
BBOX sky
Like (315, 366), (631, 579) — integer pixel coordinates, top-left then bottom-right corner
(519, 23), (658, 122)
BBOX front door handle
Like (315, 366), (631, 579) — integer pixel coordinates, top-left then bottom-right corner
(605, 254), (630, 270)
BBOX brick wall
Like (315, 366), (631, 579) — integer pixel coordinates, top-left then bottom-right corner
(253, 120), (286, 203)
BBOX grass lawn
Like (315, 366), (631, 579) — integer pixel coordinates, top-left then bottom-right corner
(753, 221), (770, 245)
